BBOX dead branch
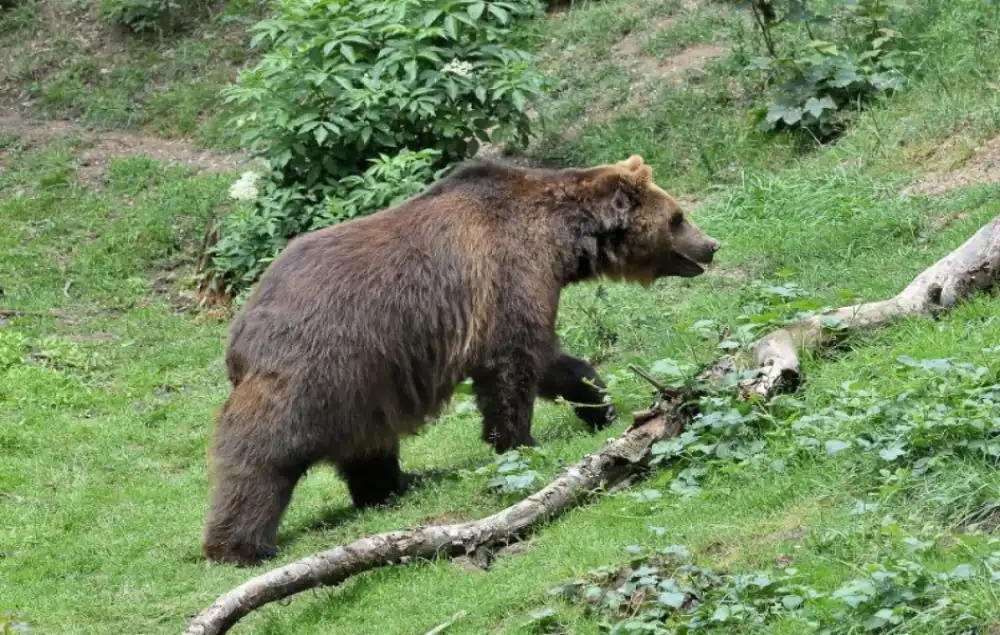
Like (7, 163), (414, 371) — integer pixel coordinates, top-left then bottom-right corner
(182, 390), (692, 635)
(0, 309), (64, 319)
(739, 214), (1000, 399)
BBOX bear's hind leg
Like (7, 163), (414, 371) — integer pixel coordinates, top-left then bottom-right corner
(203, 454), (308, 566)
(538, 353), (617, 431)
(202, 378), (316, 566)
(336, 440), (414, 509)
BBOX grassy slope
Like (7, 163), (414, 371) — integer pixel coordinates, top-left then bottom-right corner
(4, 1), (1000, 634)
(0, 0), (267, 149)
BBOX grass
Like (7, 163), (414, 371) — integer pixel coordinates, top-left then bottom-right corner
(5, 0), (1000, 633)
(0, 0), (265, 149)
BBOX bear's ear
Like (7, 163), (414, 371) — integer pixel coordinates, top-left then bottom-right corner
(592, 173), (638, 232)
(617, 155), (645, 171)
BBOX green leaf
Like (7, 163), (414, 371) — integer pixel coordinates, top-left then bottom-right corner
(825, 439), (851, 455)
(878, 443), (906, 461)
(468, 1), (485, 19)
(832, 69), (862, 87)
(421, 8), (442, 26)
(314, 125), (329, 145)
(443, 15), (458, 39)
(658, 592), (686, 608)
(488, 3), (509, 23)
(781, 595), (804, 610)
(340, 44), (356, 64)
(804, 96), (837, 118)
(632, 489), (662, 502)
(511, 89), (526, 112)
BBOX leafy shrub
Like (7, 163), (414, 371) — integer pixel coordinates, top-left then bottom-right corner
(209, 149), (442, 293)
(736, 0), (918, 139)
(548, 539), (993, 634)
(98, 0), (210, 34)
(476, 449), (546, 495)
(204, 0), (545, 294)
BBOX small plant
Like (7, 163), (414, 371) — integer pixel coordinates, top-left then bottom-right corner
(99, 0), (210, 35)
(477, 449), (545, 495)
(205, 149), (442, 293)
(547, 538), (993, 634)
(775, 354), (1000, 479)
(734, 0), (918, 139)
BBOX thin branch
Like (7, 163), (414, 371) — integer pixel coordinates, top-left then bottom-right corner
(628, 363), (669, 395)
(424, 611), (468, 635)
(0, 309), (64, 319)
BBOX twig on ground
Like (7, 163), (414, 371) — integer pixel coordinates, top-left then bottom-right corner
(628, 363), (670, 395)
(0, 309), (64, 319)
(424, 610), (468, 635)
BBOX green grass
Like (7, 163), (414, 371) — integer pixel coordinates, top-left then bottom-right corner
(5, 0), (1000, 633)
(0, 0), (264, 149)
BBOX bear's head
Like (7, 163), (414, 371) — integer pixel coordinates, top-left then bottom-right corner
(573, 155), (719, 285)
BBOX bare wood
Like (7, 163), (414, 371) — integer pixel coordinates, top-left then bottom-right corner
(740, 214), (1000, 398)
(182, 391), (691, 635)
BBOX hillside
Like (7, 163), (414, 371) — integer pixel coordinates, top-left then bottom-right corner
(4, 0), (1000, 634)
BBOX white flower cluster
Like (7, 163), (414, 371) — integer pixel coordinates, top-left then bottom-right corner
(442, 59), (474, 77)
(229, 170), (262, 202)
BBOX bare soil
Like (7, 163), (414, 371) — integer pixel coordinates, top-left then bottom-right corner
(561, 17), (726, 142)
(901, 132), (1000, 197)
(0, 111), (250, 187)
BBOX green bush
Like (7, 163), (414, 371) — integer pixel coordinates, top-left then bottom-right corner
(209, 149), (443, 294)
(737, 0), (918, 139)
(98, 0), (210, 34)
(205, 0), (546, 295)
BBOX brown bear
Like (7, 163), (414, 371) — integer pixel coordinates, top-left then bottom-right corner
(202, 155), (719, 566)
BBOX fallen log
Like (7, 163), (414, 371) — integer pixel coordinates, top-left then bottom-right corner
(182, 389), (693, 635)
(738, 214), (1000, 398)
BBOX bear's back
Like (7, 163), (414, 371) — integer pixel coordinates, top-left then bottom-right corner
(223, 188), (511, 421)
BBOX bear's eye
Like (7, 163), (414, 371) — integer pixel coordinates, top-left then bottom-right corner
(668, 212), (684, 228)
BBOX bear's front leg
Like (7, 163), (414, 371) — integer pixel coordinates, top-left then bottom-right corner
(538, 352), (617, 431)
(472, 350), (543, 454)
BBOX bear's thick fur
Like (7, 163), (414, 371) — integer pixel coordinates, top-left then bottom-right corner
(202, 155), (719, 565)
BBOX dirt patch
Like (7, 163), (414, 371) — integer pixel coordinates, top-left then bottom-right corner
(561, 24), (725, 141)
(613, 15), (680, 70)
(901, 132), (1000, 197)
(449, 538), (538, 573)
(0, 112), (250, 187)
(917, 211), (970, 243)
(616, 29), (725, 84)
(955, 501), (1000, 534)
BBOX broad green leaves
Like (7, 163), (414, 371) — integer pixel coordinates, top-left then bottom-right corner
(208, 0), (545, 293)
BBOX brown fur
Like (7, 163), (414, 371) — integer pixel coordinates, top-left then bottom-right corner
(202, 155), (720, 565)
